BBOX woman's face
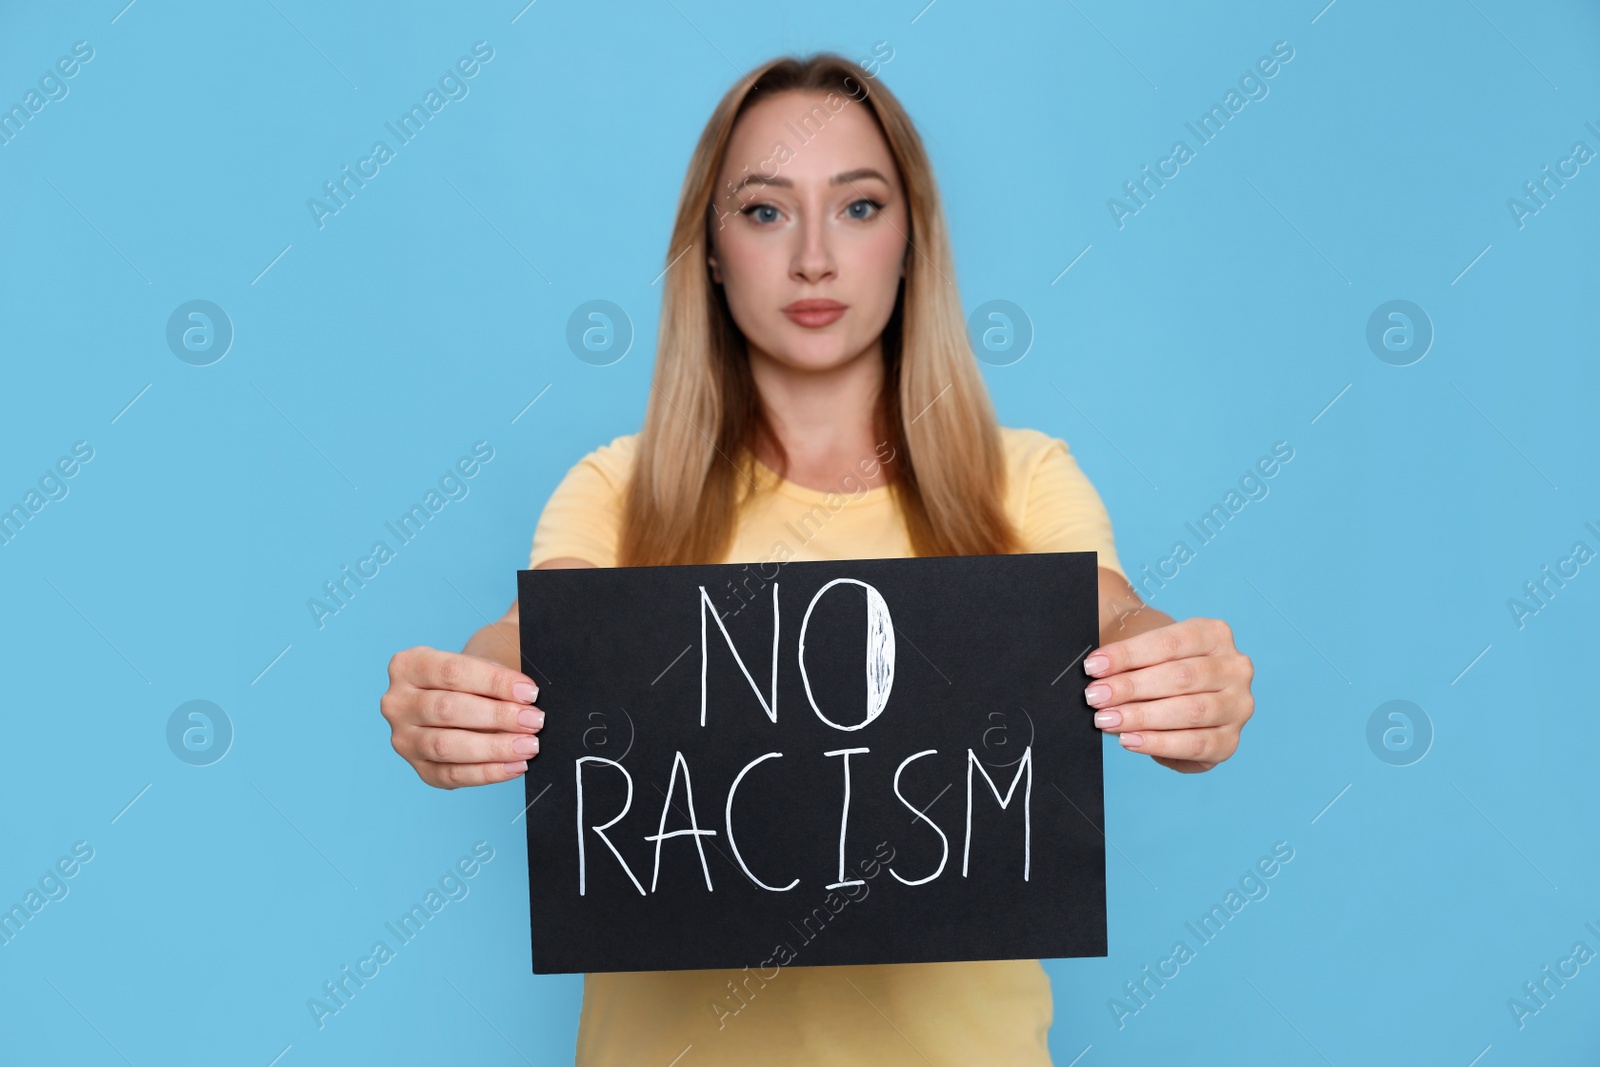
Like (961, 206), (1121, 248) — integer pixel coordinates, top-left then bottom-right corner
(708, 88), (909, 375)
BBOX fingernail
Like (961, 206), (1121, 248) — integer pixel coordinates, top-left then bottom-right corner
(512, 735), (540, 756)
(518, 708), (545, 730)
(1119, 732), (1143, 749)
(1084, 654), (1109, 674)
(513, 681), (538, 703)
(503, 760), (528, 775)
(1094, 710), (1121, 729)
(1085, 684), (1111, 706)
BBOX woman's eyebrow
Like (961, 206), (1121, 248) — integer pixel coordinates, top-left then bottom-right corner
(725, 167), (892, 196)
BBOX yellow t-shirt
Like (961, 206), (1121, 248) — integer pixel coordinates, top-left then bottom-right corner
(527, 425), (1124, 1065)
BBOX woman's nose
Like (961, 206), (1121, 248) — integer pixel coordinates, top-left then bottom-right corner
(791, 218), (835, 280)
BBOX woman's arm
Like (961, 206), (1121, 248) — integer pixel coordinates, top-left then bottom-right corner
(1089, 566), (1255, 774)
(461, 556), (597, 671)
(461, 606), (522, 673)
(1098, 565), (1175, 645)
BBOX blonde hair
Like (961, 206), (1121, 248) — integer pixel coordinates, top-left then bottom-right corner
(618, 51), (1020, 567)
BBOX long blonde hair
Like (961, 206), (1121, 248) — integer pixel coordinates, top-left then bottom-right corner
(618, 51), (1021, 567)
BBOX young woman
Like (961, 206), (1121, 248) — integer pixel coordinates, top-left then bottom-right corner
(381, 52), (1254, 1064)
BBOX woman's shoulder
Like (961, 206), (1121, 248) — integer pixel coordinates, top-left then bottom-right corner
(997, 425), (1072, 472)
(530, 434), (641, 569)
(996, 424), (1123, 572)
(582, 432), (642, 462)
(566, 432), (642, 487)
(995, 424), (1105, 508)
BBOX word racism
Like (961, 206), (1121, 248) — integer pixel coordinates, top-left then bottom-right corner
(1507, 918), (1600, 1030)
(307, 42), (495, 230)
(308, 441), (494, 629)
(1506, 519), (1600, 630)
(308, 842), (494, 1029)
(574, 577), (1035, 898)
(1109, 841), (1295, 1028)
(1134, 441), (1294, 602)
(1507, 120), (1600, 230)
(712, 840), (895, 1030)
(711, 40), (895, 230)
(0, 40), (94, 148)
(1108, 41), (1295, 229)
(1, 841), (94, 947)
(1, 440), (94, 548)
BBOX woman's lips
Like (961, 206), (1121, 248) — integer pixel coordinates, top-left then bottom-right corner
(782, 301), (847, 328)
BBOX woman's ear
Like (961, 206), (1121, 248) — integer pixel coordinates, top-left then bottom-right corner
(708, 254), (722, 285)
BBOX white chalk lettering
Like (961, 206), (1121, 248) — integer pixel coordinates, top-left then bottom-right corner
(824, 747), (870, 888)
(644, 750), (718, 892)
(724, 751), (799, 892)
(576, 756), (646, 896)
(889, 749), (949, 886)
(699, 583), (779, 726)
(964, 747), (1033, 880)
(798, 578), (895, 731)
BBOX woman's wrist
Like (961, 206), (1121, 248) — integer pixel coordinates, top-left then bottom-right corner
(463, 619), (522, 672)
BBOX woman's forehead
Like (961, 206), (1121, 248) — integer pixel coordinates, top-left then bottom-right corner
(720, 90), (898, 188)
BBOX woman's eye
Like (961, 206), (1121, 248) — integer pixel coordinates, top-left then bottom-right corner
(739, 199), (883, 224)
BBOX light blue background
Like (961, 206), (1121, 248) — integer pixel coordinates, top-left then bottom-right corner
(2, 1), (1597, 1063)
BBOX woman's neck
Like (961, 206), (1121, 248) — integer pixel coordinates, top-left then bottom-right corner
(747, 341), (893, 494)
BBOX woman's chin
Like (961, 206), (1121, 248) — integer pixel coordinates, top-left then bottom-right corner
(752, 338), (873, 376)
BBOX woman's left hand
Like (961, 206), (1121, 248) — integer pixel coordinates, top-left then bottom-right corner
(1081, 617), (1254, 773)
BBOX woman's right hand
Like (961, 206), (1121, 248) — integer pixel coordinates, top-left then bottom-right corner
(381, 645), (544, 789)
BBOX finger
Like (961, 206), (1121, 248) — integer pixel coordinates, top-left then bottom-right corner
(1152, 756), (1217, 774)
(399, 646), (539, 704)
(1092, 691), (1232, 733)
(1115, 725), (1238, 764)
(406, 725), (540, 765)
(415, 688), (545, 733)
(1083, 618), (1231, 678)
(415, 757), (530, 789)
(1084, 655), (1222, 708)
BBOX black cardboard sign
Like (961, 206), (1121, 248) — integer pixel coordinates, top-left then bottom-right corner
(516, 552), (1107, 974)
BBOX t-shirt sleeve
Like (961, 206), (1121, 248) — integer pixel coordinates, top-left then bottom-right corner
(526, 437), (634, 569)
(1017, 433), (1127, 581)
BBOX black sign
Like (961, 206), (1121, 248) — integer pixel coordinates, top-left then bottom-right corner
(516, 552), (1106, 973)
